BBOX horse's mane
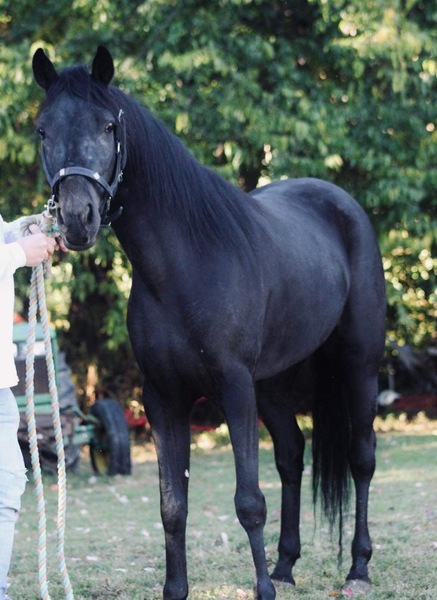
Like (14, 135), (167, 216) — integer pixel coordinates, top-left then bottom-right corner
(43, 65), (265, 256)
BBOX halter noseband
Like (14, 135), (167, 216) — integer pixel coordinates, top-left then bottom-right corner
(42, 109), (126, 227)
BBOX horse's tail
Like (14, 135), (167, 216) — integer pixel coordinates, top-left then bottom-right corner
(311, 351), (351, 559)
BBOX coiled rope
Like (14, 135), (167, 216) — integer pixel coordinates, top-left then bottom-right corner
(23, 212), (74, 600)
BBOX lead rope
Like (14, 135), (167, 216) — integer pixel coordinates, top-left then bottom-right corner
(23, 212), (74, 600)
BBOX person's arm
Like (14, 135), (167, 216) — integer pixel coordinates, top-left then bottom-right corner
(0, 239), (26, 279)
(1, 218), (56, 276)
(3, 216), (30, 243)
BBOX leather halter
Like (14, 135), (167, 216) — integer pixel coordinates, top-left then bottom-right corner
(42, 109), (126, 226)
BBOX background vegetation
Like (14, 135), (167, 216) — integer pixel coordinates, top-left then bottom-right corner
(1, 0), (436, 403)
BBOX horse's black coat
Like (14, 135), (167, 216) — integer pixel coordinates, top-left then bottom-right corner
(33, 47), (386, 600)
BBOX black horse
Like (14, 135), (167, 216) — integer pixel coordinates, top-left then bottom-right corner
(32, 47), (386, 600)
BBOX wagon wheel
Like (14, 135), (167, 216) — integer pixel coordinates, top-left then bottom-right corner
(89, 398), (131, 476)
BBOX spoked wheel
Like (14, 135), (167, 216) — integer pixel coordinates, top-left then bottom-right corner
(89, 398), (131, 476)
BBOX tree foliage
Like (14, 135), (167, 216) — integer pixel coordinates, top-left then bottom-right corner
(1, 0), (436, 399)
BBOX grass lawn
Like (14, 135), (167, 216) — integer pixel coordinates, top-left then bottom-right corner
(8, 416), (437, 599)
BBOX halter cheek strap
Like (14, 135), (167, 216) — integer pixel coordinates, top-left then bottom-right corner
(42, 109), (126, 227)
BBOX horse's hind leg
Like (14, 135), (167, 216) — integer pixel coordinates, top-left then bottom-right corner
(339, 280), (385, 589)
(256, 368), (305, 586)
(344, 368), (378, 588)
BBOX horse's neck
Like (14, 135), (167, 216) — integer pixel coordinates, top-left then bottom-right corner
(113, 203), (195, 297)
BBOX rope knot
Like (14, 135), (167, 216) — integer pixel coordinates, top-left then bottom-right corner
(20, 211), (60, 279)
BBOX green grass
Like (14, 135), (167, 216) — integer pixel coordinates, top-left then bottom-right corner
(8, 418), (437, 599)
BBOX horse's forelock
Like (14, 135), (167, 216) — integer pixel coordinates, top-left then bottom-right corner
(41, 65), (119, 114)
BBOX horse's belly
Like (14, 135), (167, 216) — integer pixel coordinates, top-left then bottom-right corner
(255, 273), (348, 380)
(255, 327), (333, 381)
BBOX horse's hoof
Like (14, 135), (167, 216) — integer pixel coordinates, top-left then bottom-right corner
(342, 579), (372, 596)
(270, 568), (295, 587)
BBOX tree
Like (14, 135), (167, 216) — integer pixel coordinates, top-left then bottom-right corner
(1, 0), (435, 401)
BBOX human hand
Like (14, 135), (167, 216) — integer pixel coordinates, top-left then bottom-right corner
(19, 214), (68, 254)
(17, 225), (57, 267)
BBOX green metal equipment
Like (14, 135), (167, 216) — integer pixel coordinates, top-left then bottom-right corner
(13, 322), (131, 476)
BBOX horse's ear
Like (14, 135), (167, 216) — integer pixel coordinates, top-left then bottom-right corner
(91, 46), (114, 86)
(32, 49), (58, 91)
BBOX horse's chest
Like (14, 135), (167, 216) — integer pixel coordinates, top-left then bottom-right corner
(129, 305), (190, 362)
(127, 278), (262, 390)
(127, 297), (220, 385)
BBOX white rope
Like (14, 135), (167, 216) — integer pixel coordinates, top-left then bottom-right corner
(24, 213), (74, 599)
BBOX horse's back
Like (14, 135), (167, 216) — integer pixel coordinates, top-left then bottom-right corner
(251, 177), (375, 242)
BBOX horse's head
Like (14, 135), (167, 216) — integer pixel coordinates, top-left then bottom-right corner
(32, 47), (125, 250)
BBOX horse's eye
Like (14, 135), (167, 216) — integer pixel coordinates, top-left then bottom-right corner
(105, 122), (115, 133)
(37, 127), (46, 140)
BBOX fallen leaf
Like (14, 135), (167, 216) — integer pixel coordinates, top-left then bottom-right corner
(220, 532), (229, 546)
(75, 527), (90, 534)
(191, 530), (203, 538)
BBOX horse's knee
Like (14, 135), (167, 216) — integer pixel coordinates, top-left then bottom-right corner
(234, 488), (266, 532)
(161, 496), (188, 535)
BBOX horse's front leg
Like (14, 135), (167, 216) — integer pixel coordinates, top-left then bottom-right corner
(143, 385), (192, 600)
(221, 371), (276, 600)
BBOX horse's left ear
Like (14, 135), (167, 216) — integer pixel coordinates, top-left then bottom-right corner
(91, 46), (114, 86)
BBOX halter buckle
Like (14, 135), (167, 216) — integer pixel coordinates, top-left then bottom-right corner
(45, 195), (58, 214)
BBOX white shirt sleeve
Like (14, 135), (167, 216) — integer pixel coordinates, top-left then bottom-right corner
(3, 216), (26, 243)
(0, 242), (27, 279)
(0, 217), (27, 279)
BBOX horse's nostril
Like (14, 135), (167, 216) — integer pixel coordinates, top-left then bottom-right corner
(86, 204), (94, 225)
